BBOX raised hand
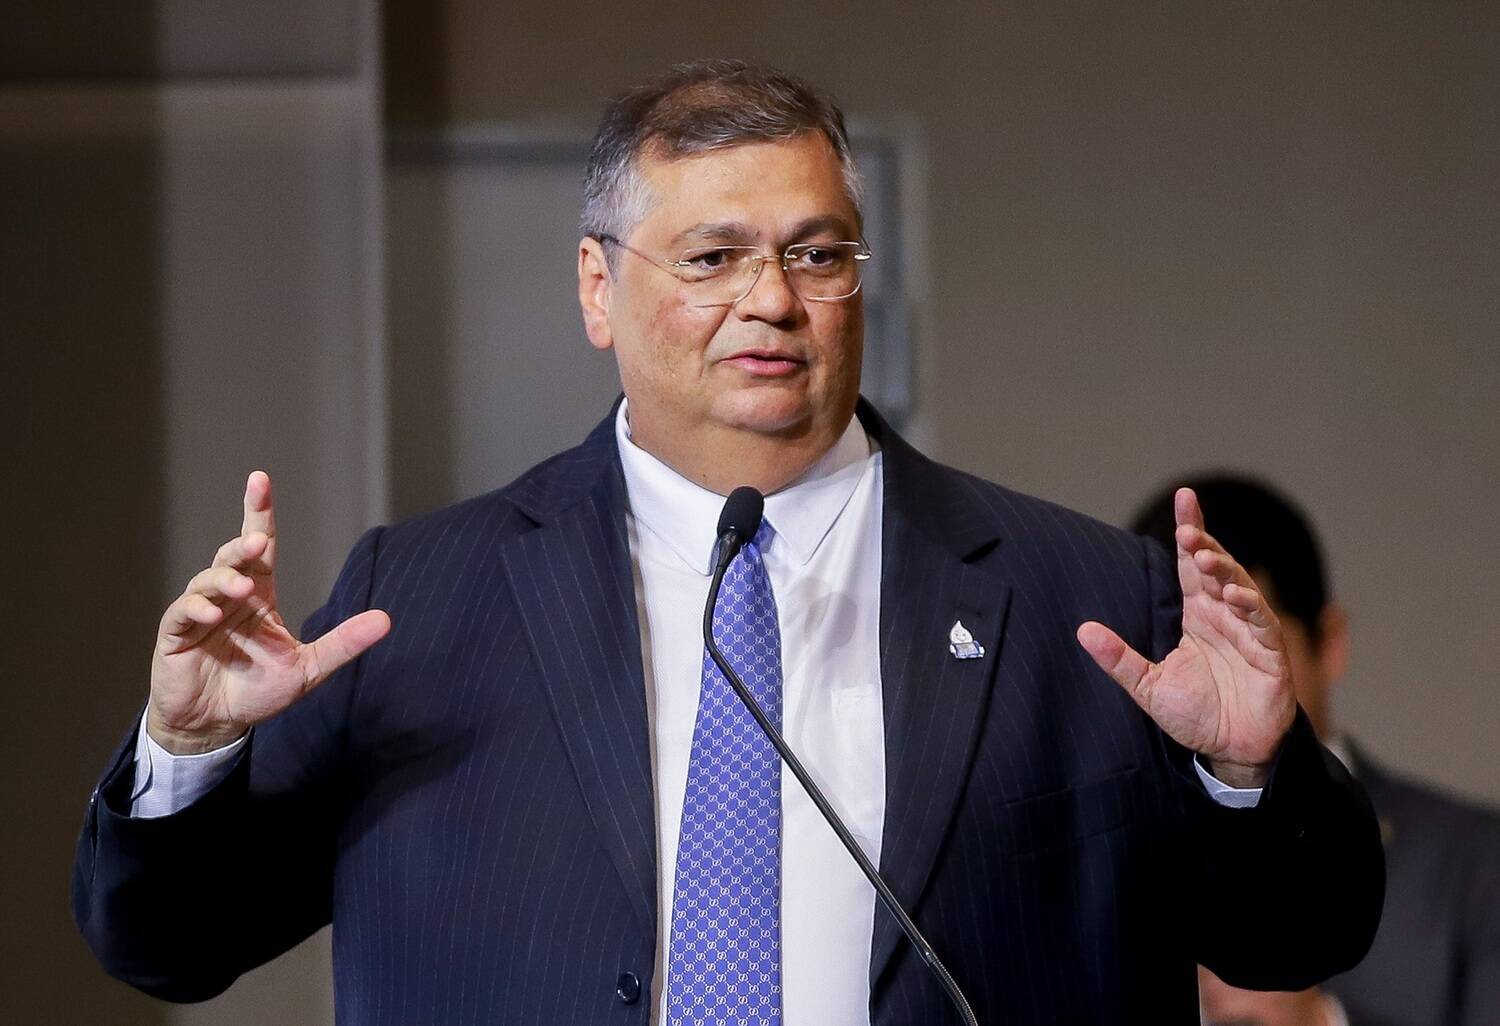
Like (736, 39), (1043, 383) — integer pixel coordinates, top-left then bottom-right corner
(146, 471), (391, 754)
(1077, 488), (1295, 787)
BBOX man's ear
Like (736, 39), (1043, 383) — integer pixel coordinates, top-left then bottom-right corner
(578, 237), (614, 352)
(1316, 603), (1350, 687)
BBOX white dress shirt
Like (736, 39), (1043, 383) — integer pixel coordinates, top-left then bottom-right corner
(616, 401), (887, 1025)
(131, 402), (1261, 1025)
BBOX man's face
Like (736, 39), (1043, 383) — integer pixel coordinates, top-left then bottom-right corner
(582, 133), (865, 451)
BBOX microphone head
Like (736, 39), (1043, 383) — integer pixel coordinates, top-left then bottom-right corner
(717, 486), (765, 541)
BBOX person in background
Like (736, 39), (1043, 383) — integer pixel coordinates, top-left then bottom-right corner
(1133, 474), (1500, 1026)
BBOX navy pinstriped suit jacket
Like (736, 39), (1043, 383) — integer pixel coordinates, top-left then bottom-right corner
(75, 400), (1383, 1024)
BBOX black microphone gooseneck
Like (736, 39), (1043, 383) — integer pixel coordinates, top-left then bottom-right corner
(706, 487), (979, 1026)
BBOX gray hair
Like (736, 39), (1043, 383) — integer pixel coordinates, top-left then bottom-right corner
(580, 60), (864, 263)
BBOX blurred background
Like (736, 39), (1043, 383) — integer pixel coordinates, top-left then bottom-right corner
(4, 2), (1496, 1022)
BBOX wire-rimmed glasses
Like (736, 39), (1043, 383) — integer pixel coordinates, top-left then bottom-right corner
(597, 234), (872, 307)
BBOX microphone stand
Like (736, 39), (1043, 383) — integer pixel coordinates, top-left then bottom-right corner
(705, 530), (980, 1026)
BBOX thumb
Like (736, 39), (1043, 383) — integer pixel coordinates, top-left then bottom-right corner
(298, 609), (392, 690)
(1076, 620), (1154, 704)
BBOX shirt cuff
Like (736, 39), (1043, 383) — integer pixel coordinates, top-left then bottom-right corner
(130, 716), (248, 819)
(1192, 755), (1264, 809)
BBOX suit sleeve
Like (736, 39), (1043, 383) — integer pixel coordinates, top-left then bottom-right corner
(1140, 536), (1386, 991)
(71, 526), (384, 1002)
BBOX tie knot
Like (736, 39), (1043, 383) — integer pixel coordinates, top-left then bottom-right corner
(708, 519), (775, 572)
(748, 519), (775, 552)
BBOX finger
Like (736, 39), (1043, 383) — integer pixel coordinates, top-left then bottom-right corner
(184, 565), (257, 604)
(160, 593), (234, 653)
(1175, 494), (1251, 585)
(1184, 547), (1281, 653)
(1175, 520), (1261, 605)
(1223, 581), (1278, 632)
(212, 530), (271, 573)
(240, 471), (277, 568)
(1191, 574), (1285, 680)
(1076, 620), (1155, 702)
(296, 609), (392, 692)
(1172, 488), (1209, 596)
(162, 592), (225, 637)
(1173, 486), (1205, 535)
(1189, 545), (1260, 594)
(1176, 520), (1240, 562)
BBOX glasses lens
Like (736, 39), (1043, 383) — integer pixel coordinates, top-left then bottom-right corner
(785, 243), (866, 300)
(678, 242), (870, 306)
(675, 246), (755, 285)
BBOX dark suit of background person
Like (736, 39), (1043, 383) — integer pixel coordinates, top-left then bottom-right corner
(1134, 475), (1500, 1026)
(73, 62), (1382, 1026)
(1335, 745), (1500, 1026)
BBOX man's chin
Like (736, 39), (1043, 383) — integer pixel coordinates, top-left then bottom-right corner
(711, 387), (818, 438)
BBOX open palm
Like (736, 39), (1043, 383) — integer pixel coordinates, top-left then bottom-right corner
(1078, 488), (1295, 786)
(147, 472), (390, 754)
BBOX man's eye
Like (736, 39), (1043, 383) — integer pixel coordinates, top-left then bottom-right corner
(792, 246), (846, 271)
(686, 249), (735, 272)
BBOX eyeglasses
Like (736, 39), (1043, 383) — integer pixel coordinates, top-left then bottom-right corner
(597, 234), (872, 307)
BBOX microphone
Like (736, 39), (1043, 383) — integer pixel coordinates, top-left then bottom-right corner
(703, 488), (979, 1026)
(713, 485), (765, 570)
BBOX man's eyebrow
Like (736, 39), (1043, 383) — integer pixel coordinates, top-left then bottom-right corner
(668, 222), (755, 247)
(667, 215), (860, 249)
(784, 214), (858, 243)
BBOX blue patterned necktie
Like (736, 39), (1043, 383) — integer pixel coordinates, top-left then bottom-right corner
(666, 520), (783, 1025)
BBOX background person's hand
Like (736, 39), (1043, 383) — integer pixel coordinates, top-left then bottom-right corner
(1078, 487), (1296, 787)
(1199, 966), (1344, 1026)
(146, 471), (390, 754)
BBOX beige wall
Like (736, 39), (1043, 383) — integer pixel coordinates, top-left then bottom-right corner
(3, 2), (380, 1023)
(385, 1), (1500, 807)
(3, 90), (170, 1026)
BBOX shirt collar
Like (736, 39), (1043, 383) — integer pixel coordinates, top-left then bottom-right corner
(615, 399), (876, 575)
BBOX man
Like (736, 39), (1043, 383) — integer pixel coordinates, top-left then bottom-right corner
(1133, 475), (1500, 1026)
(74, 61), (1383, 1025)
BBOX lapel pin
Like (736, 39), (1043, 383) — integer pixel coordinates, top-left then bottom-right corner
(948, 619), (985, 660)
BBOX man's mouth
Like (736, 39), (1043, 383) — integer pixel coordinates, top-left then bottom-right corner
(721, 349), (805, 377)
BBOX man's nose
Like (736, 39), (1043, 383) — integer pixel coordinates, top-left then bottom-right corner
(732, 256), (801, 323)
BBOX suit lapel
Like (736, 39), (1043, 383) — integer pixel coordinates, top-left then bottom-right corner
(864, 407), (1012, 987)
(500, 414), (657, 938)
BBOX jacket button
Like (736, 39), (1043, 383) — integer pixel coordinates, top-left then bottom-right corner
(615, 970), (641, 1004)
